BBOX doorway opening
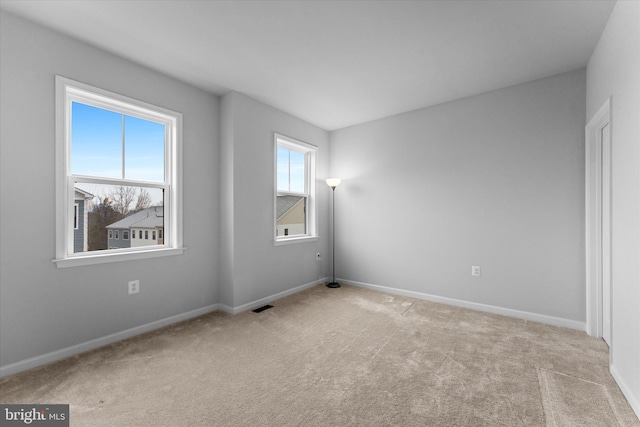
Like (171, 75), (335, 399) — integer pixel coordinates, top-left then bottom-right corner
(585, 98), (611, 350)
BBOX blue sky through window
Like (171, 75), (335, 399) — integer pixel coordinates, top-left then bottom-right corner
(71, 102), (164, 182)
(277, 146), (305, 193)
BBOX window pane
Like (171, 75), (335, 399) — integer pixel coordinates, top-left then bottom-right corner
(124, 115), (165, 182)
(289, 150), (305, 193)
(277, 147), (290, 192)
(277, 146), (305, 194)
(73, 183), (164, 253)
(276, 195), (306, 237)
(71, 102), (123, 178)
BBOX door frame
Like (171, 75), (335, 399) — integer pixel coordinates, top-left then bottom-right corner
(585, 98), (611, 350)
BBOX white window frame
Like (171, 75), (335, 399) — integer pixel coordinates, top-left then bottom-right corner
(54, 76), (184, 268)
(123, 230), (129, 240)
(115, 230), (120, 240)
(274, 133), (317, 245)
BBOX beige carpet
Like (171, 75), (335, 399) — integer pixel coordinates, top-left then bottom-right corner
(1, 285), (638, 426)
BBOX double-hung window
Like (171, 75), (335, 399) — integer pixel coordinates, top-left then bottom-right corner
(55, 76), (183, 267)
(275, 134), (316, 244)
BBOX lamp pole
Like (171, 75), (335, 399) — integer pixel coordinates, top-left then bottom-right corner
(326, 178), (341, 288)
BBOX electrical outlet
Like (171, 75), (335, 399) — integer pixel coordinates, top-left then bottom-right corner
(471, 266), (481, 277)
(128, 280), (139, 294)
(316, 253), (321, 260)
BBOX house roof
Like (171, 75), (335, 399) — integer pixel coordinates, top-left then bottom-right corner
(106, 206), (164, 229)
(74, 188), (94, 200)
(277, 196), (303, 221)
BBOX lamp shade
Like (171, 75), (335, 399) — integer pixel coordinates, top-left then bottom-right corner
(326, 178), (341, 188)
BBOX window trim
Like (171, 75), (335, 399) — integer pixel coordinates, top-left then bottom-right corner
(54, 76), (184, 268)
(274, 133), (317, 245)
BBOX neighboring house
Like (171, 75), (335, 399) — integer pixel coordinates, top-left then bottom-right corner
(276, 195), (305, 237)
(74, 188), (94, 253)
(106, 206), (164, 249)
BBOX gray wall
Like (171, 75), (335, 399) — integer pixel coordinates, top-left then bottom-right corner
(220, 92), (330, 309)
(586, 0), (640, 416)
(0, 12), (220, 368)
(330, 69), (586, 323)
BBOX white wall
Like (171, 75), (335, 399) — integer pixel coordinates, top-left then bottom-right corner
(586, 0), (640, 418)
(220, 92), (330, 310)
(330, 69), (586, 325)
(0, 12), (220, 372)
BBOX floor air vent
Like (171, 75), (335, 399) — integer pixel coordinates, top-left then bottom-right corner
(252, 305), (273, 313)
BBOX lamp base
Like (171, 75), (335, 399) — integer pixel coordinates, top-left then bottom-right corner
(326, 282), (340, 288)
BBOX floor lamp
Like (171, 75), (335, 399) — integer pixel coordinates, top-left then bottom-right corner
(326, 178), (341, 288)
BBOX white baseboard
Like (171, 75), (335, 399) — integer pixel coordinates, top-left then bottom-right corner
(611, 364), (640, 421)
(221, 277), (328, 314)
(0, 277), (328, 378)
(0, 303), (221, 379)
(2, 276), (590, 381)
(217, 304), (235, 314)
(341, 278), (586, 331)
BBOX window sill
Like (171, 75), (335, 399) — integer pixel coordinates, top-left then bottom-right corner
(53, 247), (185, 268)
(274, 236), (318, 246)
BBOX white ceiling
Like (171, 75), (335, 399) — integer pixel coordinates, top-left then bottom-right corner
(0, 0), (615, 130)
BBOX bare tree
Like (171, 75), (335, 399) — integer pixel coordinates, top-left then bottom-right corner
(134, 188), (152, 212)
(87, 197), (123, 251)
(109, 186), (137, 217)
